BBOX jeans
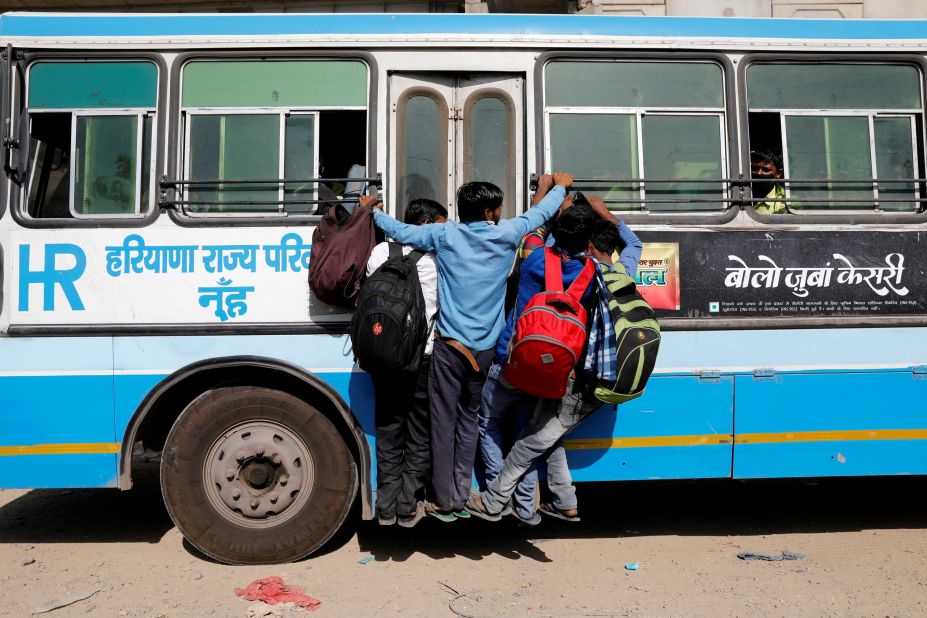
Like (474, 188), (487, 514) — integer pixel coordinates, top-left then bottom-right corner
(477, 363), (538, 518)
(482, 378), (605, 514)
(544, 440), (576, 510)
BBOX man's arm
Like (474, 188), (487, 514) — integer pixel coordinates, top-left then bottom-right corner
(362, 194), (443, 252)
(616, 220), (643, 279)
(502, 172), (573, 243)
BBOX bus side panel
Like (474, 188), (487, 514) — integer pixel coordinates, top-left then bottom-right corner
(0, 337), (117, 488)
(564, 375), (734, 481)
(733, 371), (927, 478)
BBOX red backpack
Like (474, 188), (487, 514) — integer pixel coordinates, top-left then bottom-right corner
(308, 203), (377, 308)
(502, 248), (595, 400)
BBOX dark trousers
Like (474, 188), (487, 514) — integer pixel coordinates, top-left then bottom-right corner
(373, 356), (432, 519)
(428, 339), (495, 511)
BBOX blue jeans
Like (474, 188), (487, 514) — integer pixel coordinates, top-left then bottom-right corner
(478, 363), (538, 518)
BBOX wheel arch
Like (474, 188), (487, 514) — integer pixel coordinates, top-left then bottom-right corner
(119, 356), (373, 518)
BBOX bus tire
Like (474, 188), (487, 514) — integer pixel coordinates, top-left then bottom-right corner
(160, 385), (357, 565)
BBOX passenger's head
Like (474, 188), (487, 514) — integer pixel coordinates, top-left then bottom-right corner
(457, 182), (504, 223)
(552, 202), (597, 255)
(404, 198), (448, 225)
(751, 149), (783, 179)
(588, 218), (623, 264)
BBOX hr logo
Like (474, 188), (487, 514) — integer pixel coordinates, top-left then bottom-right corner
(18, 244), (86, 311)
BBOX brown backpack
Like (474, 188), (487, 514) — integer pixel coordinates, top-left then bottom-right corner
(308, 202), (377, 308)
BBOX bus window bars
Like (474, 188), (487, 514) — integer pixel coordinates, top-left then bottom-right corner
(159, 175), (383, 215)
(528, 175), (927, 212)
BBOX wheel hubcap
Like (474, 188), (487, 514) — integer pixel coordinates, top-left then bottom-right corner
(204, 421), (314, 528)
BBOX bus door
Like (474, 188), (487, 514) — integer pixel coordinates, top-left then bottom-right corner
(388, 73), (524, 220)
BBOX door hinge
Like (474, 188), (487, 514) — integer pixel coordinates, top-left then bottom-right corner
(753, 368), (777, 382)
(449, 107), (463, 121)
(698, 370), (721, 384)
(913, 366), (927, 380)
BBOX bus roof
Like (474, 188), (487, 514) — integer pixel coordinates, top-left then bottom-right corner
(1, 12), (927, 42)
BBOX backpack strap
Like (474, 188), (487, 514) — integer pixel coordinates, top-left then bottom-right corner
(387, 242), (402, 260)
(406, 249), (427, 266)
(543, 247), (565, 292)
(565, 259), (595, 301)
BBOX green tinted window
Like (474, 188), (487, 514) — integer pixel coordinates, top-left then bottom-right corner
(188, 114), (280, 212)
(748, 64), (921, 110)
(73, 115), (139, 215)
(182, 60), (367, 108)
(284, 114), (318, 213)
(548, 113), (639, 206)
(29, 62), (157, 109)
(545, 61), (724, 109)
(642, 115), (724, 211)
(874, 117), (917, 211)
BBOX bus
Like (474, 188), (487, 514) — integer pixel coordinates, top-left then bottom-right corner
(1, 12), (926, 565)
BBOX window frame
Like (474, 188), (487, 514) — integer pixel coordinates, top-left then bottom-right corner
(10, 53), (167, 229)
(535, 51), (738, 225)
(168, 51), (377, 227)
(739, 53), (927, 225)
(67, 109), (155, 220)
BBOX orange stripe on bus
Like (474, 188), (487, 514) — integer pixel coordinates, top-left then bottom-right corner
(0, 443), (121, 456)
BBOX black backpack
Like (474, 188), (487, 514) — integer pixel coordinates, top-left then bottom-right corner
(350, 243), (429, 374)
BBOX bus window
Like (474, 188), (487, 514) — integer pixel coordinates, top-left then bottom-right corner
(23, 61), (158, 220)
(179, 60), (368, 215)
(543, 60), (728, 212)
(746, 63), (923, 213)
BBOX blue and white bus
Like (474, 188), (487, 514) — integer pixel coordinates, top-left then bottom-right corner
(1, 12), (926, 564)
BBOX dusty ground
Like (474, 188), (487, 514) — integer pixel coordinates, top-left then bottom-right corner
(1, 460), (926, 617)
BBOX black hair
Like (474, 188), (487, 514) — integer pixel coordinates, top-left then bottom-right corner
(752, 149), (783, 173)
(590, 218), (624, 254)
(457, 181), (504, 222)
(553, 203), (598, 255)
(404, 198), (448, 225)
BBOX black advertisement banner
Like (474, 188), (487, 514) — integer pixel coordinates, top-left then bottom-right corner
(635, 231), (927, 319)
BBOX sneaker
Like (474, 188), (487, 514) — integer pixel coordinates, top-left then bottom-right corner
(398, 502), (425, 528)
(424, 501), (457, 523)
(378, 514), (397, 526)
(453, 509), (471, 519)
(514, 510), (542, 526)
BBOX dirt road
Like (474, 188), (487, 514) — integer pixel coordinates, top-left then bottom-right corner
(2, 461), (926, 617)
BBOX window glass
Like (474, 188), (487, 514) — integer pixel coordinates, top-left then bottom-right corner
(545, 61), (724, 109)
(785, 116), (872, 209)
(182, 60), (367, 108)
(187, 114), (280, 213)
(748, 64), (921, 110)
(548, 113), (639, 205)
(400, 94), (443, 208)
(874, 117), (917, 211)
(73, 115), (139, 216)
(467, 96), (510, 191)
(642, 115), (724, 211)
(29, 61), (158, 109)
(284, 114), (317, 213)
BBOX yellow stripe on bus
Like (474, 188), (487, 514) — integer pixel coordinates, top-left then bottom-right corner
(0, 443), (121, 456)
(564, 435), (733, 450)
(736, 429), (927, 444)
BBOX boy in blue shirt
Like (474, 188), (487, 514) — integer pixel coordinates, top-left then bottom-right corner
(367, 172), (573, 521)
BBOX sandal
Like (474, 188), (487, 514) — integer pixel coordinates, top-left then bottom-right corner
(538, 502), (581, 522)
(425, 501), (457, 523)
(464, 492), (502, 522)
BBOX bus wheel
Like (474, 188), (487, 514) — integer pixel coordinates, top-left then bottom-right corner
(160, 386), (357, 564)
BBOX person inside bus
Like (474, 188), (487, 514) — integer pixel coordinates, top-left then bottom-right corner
(752, 149), (787, 215)
(468, 194), (642, 523)
(364, 172), (574, 522)
(366, 198), (447, 528)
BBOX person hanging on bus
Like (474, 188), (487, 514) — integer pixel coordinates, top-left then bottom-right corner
(467, 194), (642, 523)
(364, 172), (574, 522)
(365, 198), (447, 528)
(751, 149), (787, 215)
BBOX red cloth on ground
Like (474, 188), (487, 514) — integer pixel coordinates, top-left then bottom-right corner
(234, 576), (321, 611)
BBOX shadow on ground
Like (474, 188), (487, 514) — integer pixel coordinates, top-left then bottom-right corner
(2, 464), (925, 563)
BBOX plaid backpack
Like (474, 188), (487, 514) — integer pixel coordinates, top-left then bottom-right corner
(594, 269), (661, 404)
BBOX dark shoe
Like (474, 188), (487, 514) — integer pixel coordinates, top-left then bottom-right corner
(378, 514), (397, 526)
(398, 502), (425, 528)
(539, 502), (580, 522)
(514, 510), (542, 526)
(464, 492), (502, 522)
(425, 501), (457, 523)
